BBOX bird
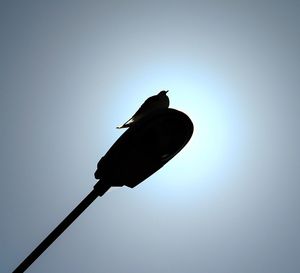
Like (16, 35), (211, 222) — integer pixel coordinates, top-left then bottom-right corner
(117, 90), (169, 129)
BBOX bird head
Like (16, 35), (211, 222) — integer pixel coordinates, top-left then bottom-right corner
(158, 90), (169, 96)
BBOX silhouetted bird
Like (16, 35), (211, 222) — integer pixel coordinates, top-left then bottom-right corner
(117, 90), (169, 129)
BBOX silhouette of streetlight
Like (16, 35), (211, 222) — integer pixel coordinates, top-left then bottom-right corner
(13, 108), (193, 273)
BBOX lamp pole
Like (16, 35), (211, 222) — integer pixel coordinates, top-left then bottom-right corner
(13, 182), (110, 273)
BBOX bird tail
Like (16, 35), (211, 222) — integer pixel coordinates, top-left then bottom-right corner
(116, 123), (130, 129)
(116, 117), (135, 129)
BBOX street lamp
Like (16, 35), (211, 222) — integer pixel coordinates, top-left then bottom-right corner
(13, 108), (193, 273)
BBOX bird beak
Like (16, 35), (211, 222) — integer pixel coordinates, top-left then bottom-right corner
(166, 90), (169, 93)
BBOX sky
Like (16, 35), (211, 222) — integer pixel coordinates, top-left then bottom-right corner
(1, 1), (299, 272)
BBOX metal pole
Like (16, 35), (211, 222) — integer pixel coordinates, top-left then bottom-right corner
(13, 181), (109, 273)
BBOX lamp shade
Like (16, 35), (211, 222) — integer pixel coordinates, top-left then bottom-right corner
(94, 108), (193, 195)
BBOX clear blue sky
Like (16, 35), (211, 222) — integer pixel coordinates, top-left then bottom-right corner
(1, 1), (299, 272)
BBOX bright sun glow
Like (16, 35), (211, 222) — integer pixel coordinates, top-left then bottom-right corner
(108, 61), (245, 202)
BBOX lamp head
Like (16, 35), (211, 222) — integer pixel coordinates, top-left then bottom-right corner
(94, 108), (193, 196)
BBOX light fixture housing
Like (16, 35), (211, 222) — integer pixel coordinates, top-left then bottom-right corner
(94, 108), (194, 195)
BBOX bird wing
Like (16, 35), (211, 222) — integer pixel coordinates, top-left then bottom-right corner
(132, 94), (159, 116)
(116, 94), (160, 129)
